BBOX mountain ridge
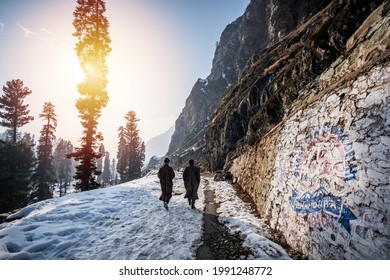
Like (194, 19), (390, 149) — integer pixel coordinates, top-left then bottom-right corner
(167, 0), (330, 169)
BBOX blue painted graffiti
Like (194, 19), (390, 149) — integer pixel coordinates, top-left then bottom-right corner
(290, 187), (357, 233)
(291, 124), (358, 234)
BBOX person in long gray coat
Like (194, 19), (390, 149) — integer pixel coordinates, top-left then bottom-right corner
(183, 159), (200, 209)
(158, 158), (175, 210)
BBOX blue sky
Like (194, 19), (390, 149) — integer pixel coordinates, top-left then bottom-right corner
(0, 0), (249, 157)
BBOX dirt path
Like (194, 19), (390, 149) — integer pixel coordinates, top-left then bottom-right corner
(196, 179), (252, 260)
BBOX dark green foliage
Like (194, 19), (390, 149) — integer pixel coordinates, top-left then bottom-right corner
(0, 137), (36, 213)
(31, 102), (57, 202)
(0, 79), (34, 143)
(68, 141), (102, 191)
(0, 79), (35, 213)
(117, 111), (145, 183)
(116, 126), (127, 181)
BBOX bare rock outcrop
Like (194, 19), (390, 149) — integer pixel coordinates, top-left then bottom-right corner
(167, 0), (330, 169)
(206, 0), (384, 171)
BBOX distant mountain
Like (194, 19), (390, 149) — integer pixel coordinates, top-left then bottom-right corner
(144, 126), (174, 164)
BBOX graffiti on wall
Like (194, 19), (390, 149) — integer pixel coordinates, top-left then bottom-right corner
(290, 123), (358, 233)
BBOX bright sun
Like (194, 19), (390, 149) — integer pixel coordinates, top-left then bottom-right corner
(63, 53), (85, 84)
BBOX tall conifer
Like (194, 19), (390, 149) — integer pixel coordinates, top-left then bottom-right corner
(0, 79), (35, 212)
(116, 126), (127, 182)
(31, 102), (57, 201)
(69, 0), (111, 191)
(116, 111), (145, 182)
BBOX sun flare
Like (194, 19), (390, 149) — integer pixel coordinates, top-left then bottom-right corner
(64, 55), (85, 84)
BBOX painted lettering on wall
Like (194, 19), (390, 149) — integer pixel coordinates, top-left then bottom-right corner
(290, 124), (358, 233)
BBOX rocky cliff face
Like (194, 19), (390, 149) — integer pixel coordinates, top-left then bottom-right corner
(206, 0), (385, 171)
(167, 0), (330, 169)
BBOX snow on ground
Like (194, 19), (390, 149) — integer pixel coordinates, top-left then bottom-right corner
(0, 172), (290, 260)
(210, 180), (290, 260)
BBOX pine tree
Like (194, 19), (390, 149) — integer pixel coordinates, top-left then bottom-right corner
(31, 102), (57, 202)
(116, 111), (145, 182)
(116, 126), (127, 181)
(0, 79), (35, 212)
(102, 151), (110, 187)
(0, 79), (34, 143)
(69, 0), (111, 191)
(53, 139), (74, 196)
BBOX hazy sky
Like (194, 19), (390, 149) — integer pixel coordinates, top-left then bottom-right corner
(0, 0), (249, 158)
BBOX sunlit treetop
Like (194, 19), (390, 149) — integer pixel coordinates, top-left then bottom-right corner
(73, 0), (111, 83)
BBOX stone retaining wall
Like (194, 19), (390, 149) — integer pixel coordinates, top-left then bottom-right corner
(231, 3), (390, 259)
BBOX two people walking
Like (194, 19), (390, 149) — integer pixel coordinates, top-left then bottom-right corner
(158, 158), (200, 210)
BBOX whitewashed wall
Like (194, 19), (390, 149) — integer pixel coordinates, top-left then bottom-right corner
(231, 4), (390, 259)
(267, 63), (390, 259)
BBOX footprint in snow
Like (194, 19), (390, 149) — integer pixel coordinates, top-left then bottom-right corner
(22, 224), (40, 232)
(5, 242), (22, 253)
